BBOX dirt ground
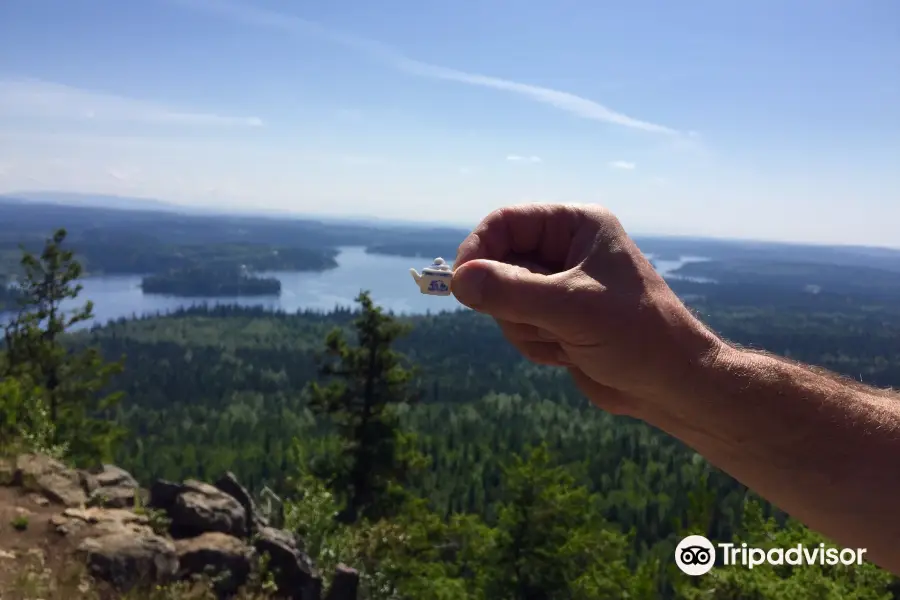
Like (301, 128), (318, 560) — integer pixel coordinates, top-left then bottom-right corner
(0, 486), (95, 599)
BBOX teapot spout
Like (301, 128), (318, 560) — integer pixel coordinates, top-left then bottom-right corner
(409, 268), (422, 284)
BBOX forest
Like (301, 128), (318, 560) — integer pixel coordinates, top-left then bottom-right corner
(141, 265), (283, 297)
(3, 219), (900, 597)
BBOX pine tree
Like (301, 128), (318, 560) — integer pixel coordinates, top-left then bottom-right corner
(307, 291), (419, 523)
(485, 444), (648, 599)
(1, 228), (126, 465)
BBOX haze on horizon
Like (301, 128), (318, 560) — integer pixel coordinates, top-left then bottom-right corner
(1, 0), (898, 247)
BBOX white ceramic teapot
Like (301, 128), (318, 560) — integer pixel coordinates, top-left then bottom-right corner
(410, 257), (453, 296)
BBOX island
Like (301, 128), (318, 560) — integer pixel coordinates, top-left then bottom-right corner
(74, 242), (339, 277)
(366, 242), (461, 261)
(141, 266), (281, 297)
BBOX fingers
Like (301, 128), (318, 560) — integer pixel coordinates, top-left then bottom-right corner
(567, 367), (640, 416)
(496, 320), (570, 366)
(455, 204), (611, 273)
(496, 319), (557, 343)
(452, 259), (576, 328)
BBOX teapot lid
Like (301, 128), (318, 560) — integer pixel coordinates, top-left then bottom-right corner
(429, 257), (451, 270)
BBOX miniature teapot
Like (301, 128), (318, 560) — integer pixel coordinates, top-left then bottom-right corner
(410, 257), (453, 296)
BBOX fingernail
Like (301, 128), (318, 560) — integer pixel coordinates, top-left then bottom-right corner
(453, 267), (487, 306)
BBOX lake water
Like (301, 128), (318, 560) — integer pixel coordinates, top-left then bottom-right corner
(2, 247), (708, 329)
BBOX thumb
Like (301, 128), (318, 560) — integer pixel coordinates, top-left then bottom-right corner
(452, 259), (564, 327)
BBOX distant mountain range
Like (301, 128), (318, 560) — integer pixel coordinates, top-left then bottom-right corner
(0, 191), (465, 230)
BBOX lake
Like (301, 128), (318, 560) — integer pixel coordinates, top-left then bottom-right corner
(2, 247), (708, 329)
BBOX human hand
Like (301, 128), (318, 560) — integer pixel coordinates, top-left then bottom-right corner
(451, 203), (725, 418)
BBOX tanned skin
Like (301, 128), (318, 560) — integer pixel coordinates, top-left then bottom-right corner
(450, 203), (900, 573)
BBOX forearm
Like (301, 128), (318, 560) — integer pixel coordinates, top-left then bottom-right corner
(651, 343), (900, 571)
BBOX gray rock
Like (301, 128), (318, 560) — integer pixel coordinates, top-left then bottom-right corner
(15, 453), (86, 507)
(77, 531), (178, 591)
(149, 479), (183, 512)
(169, 480), (247, 539)
(88, 485), (147, 509)
(254, 526), (322, 600)
(214, 471), (268, 535)
(175, 532), (255, 595)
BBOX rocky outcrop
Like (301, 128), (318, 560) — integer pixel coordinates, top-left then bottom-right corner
(52, 506), (154, 537)
(255, 526), (322, 600)
(0, 453), (359, 599)
(215, 471), (269, 535)
(168, 480), (248, 539)
(12, 453), (87, 507)
(175, 532), (254, 595)
(83, 463), (145, 508)
(77, 532), (178, 591)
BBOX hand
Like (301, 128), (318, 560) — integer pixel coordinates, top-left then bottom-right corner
(451, 203), (724, 418)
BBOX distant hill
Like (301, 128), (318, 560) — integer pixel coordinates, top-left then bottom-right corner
(3, 191), (183, 213)
(0, 191), (461, 229)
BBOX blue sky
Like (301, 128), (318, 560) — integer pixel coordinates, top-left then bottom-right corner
(1, 0), (898, 246)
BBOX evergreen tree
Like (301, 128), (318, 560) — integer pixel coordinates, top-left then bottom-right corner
(307, 291), (419, 523)
(485, 444), (650, 600)
(1, 228), (125, 465)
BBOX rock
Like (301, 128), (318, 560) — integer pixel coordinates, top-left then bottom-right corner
(79, 464), (139, 496)
(91, 464), (139, 489)
(28, 493), (50, 507)
(77, 532), (178, 591)
(88, 485), (147, 509)
(149, 479), (183, 512)
(54, 507), (152, 537)
(0, 550), (15, 560)
(254, 526), (322, 600)
(15, 453), (86, 507)
(51, 512), (85, 536)
(325, 564), (359, 600)
(214, 471), (268, 535)
(175, 532), (254, 594)
(169, 480), (247, 539)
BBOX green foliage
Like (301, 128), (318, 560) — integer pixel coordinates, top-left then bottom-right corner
(483, 444), (648, 599)
(0, 229), (126, 466)
(306, 291), (420, 523)
(0, 375), (67, 459)
(11, 514), (29, 531)
(141, 265), (282, 297)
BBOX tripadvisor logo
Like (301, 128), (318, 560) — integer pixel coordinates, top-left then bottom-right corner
(675, 534), (868, 576)
(675, 535), (716, 576)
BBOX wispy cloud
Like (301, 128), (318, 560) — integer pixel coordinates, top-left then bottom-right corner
(0, 79), (263, 127)
(507, 155), (542, 163)
(166, 0), (682, 135)
(608, 160), (636, 170)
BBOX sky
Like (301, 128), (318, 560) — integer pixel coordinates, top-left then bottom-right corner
(1, 0), (899, 246)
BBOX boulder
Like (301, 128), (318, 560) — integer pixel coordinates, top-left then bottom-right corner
(214, 471), (268, 535)
(175, 532), (254, 595)
(77, 531), (178, 591)
(91, 464), (139, 489)
(149, 479), (183, 512)
(88, 485), (147, 509)
(169, 480), (247, 539)
(255, 526), (322, 600)
(15, 453), (86, 507)
(325, 564), (359, 600)
(53, 506), (153, 537)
